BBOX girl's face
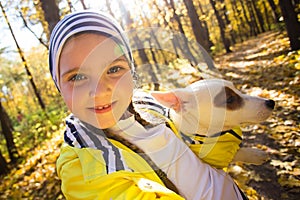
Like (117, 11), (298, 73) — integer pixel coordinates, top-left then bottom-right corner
(59, 33), (134, 129)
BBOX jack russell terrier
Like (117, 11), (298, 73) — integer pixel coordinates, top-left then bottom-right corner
(132, 79), (275, 168)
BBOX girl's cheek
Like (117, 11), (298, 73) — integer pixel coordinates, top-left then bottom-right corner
(62, 92), (74, 111)
(116, 71), (134, 87)
(61, 85), (77, 111)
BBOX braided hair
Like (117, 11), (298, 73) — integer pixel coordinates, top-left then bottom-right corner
(103, 101), (179, 194)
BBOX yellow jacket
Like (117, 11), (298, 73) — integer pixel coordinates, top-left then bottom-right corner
(57, 139), (185, 200)
(185, 127), (242, 169)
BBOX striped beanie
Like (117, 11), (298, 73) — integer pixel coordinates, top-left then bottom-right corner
(49, 10), (134, 90)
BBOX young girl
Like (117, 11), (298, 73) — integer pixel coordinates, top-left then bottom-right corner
(49, 10), (247, 200)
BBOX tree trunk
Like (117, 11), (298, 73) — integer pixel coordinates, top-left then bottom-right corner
(182, 0), (213, 52)
(168, 0), (198, 64)
(0, 150), (9, 175)
(230, 0), (245, 42)
(0, 102), (19, 163)
(246, 0), (260, 35)
(196, 2), (213, 44)
(267, 0), (281, 24)
(0, 2), (46, 110)
(209, 0), (232, 53)
(66, 0), (74, 13)
(105, 0), (114, 17)
(262, 0), (272, 30)
(238, 0), (253, 37)
(251, 0), (266, 33)
(278, 0), (300, 50)
(219, 0), (236, 44)
(115, 0), (150, 65)
(138, 5), (169, 66)
(39, 0), (60, 38)
(80, 0), (87, 10)
(153, 1), (180, 59)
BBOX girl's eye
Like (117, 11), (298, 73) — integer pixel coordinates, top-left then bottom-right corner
(107, 66), (123, 74)
(68, 74), (87, 82)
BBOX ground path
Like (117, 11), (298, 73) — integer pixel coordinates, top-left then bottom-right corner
(215, 31), (300, 200)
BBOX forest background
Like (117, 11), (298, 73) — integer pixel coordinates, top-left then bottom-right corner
(0, 0), (299, 199)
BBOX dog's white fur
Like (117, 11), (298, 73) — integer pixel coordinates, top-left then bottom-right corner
(149, 79), (274, 165)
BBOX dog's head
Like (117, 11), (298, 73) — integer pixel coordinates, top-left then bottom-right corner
(151, 79), (275, 135)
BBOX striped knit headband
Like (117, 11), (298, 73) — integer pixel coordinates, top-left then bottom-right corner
(49, 10), (134, 90)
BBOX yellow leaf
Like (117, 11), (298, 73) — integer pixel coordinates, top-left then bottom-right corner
(278, 175), (300, 187)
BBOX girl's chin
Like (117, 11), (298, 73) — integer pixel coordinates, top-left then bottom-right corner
(72, 113), (116, 129)
(75, 108), (127, 129)
(89, 119), (118, 129)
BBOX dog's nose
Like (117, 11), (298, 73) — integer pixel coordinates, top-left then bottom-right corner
(265, 99), (275, 109)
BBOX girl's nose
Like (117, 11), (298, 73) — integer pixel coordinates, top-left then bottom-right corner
(89, 76), (111, 97)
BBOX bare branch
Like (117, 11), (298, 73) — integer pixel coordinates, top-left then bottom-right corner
(18, 11), (48, 49)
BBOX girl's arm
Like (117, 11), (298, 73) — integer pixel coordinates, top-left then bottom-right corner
(125, 124), (244, 200)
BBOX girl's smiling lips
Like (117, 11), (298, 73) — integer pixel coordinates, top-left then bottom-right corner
(87, 101), (117, 114)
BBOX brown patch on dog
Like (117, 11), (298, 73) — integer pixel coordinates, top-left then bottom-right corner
(214, 86), (245, 110)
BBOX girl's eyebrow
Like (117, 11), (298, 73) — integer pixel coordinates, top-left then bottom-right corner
(61, 68), (79, 78)
(111, 57), (128, 63)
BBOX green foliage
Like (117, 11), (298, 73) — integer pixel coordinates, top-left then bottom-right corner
(0, 45), (66, 162)
(1, 103), (68, 159)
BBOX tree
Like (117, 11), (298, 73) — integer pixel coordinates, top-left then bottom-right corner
(0, 101), (19, 163)
(219, 0), (236, 44)
(168, 0), (198, 64)
(251, 0), (266, 33)
(115, 0), (151, 65)
(39, 0), (60, 39)
(262, 0), (272, 30)
(151, 0), (182, 61)
(66, 0), (75, 13)
(80, 0), (88, 10)
(267, 0), (281, 24)
(278, 0), (300, 50)
(229, 0), (246, 41)
(182, 0), (213, 52)
(0, 150), (9, 175)
(209, 0), (232, 53)
(0, 2), (46, 110)
(138, 3), (169, 66)
(236, 0), (255, 36)
(246, 0), (260, 35)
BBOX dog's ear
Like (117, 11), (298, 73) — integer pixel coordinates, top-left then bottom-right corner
(150, 91), (181, 112)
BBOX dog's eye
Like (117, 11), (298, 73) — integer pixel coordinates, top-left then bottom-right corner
(226, 96), (235, 104)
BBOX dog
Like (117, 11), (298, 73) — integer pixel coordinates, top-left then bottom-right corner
(132, 79), (275, 168)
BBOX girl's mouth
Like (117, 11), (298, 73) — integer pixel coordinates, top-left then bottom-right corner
(88, 102), (115, 114)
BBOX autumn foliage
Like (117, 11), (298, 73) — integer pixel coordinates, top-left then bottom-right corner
(0, 0), (299, 199)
